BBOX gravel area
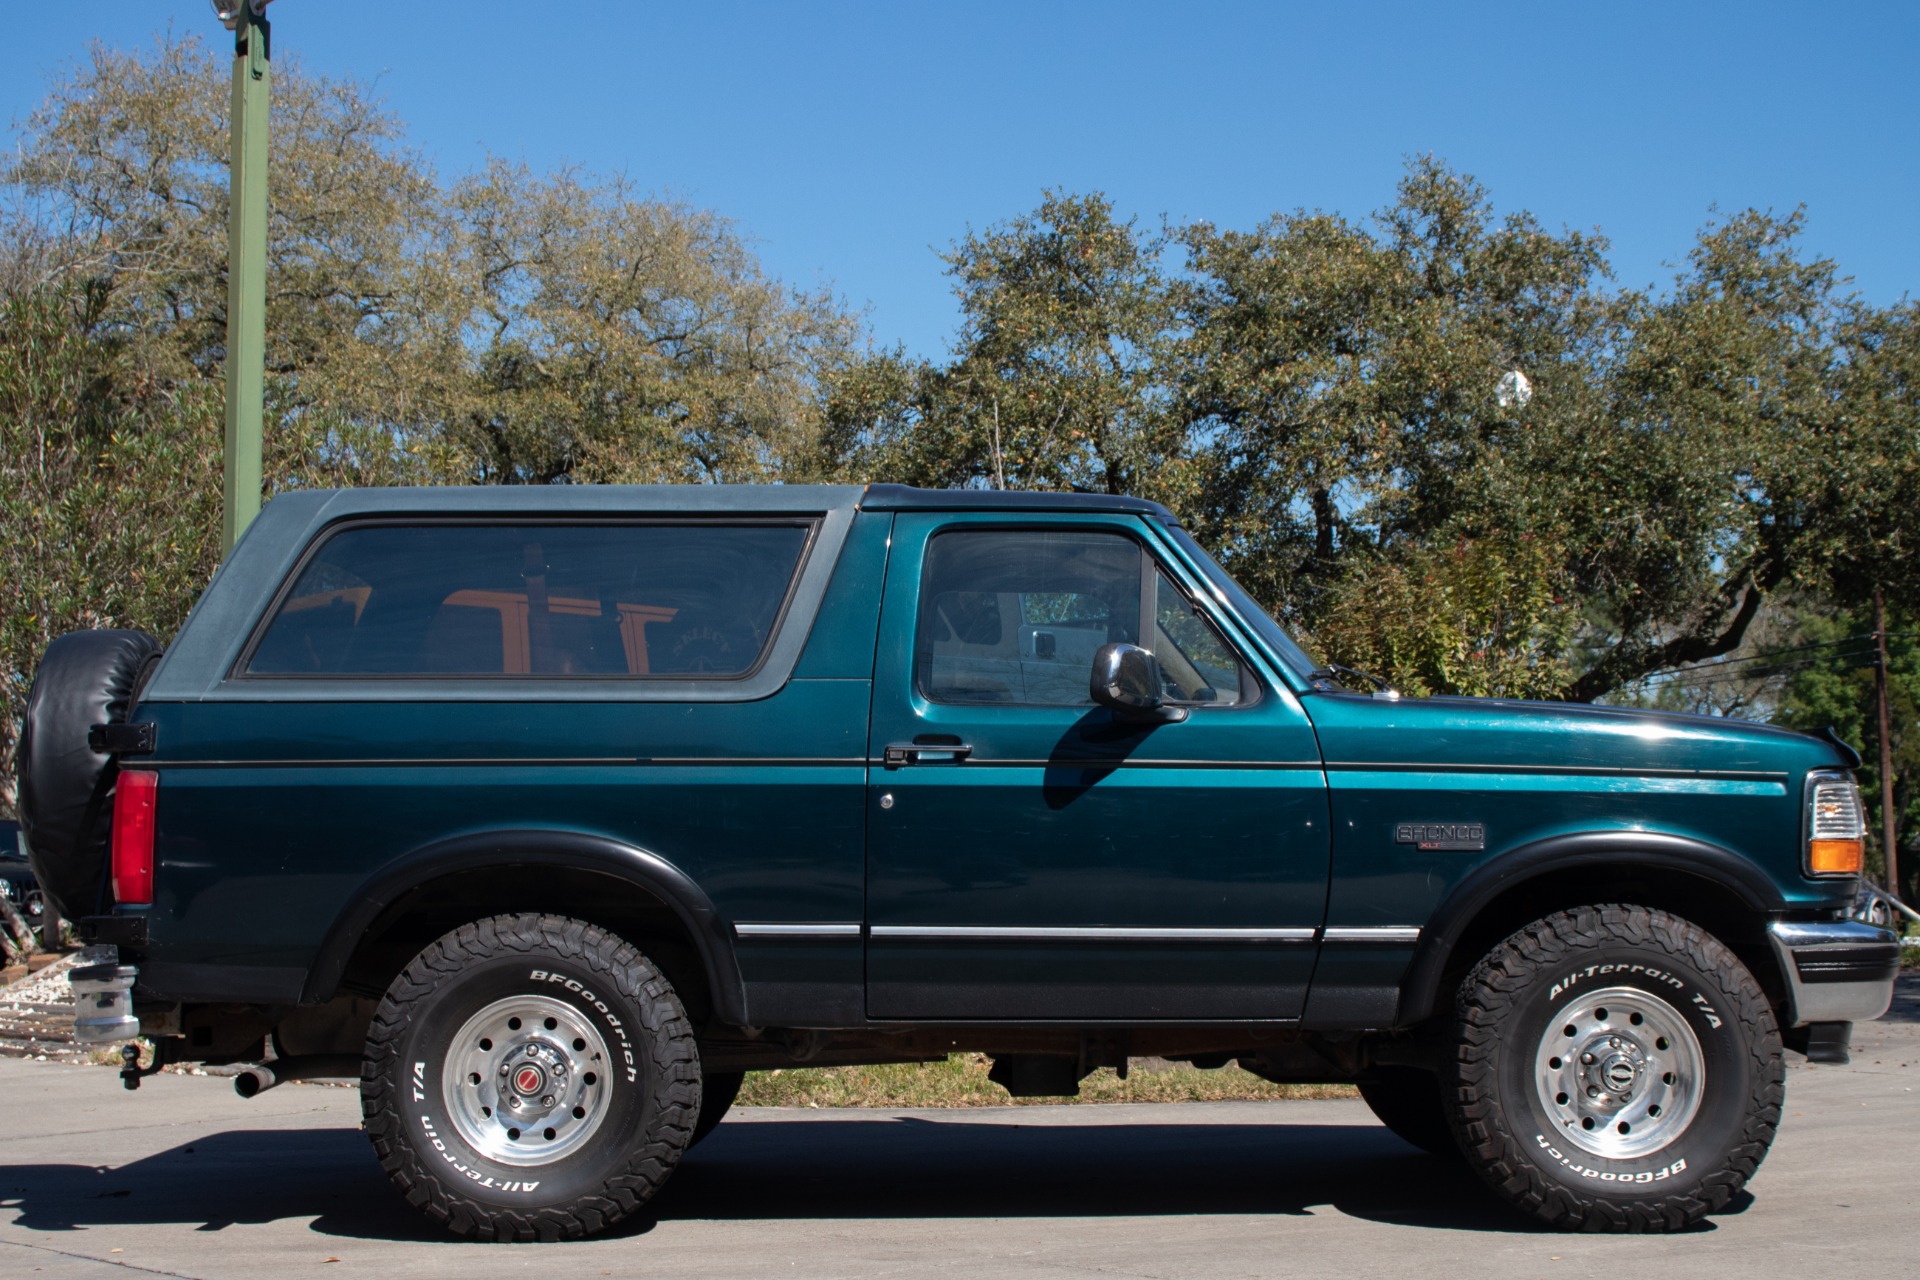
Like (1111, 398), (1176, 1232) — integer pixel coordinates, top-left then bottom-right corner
(0, 950), (87, 1061)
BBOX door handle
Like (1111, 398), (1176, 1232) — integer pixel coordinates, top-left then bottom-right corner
(883, 740), (974, 769)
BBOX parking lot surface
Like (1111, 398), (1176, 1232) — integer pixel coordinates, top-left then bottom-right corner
(3, 978), (1916, 1279)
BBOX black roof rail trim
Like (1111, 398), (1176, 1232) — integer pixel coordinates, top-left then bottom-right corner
(859, 483), (1173, 518)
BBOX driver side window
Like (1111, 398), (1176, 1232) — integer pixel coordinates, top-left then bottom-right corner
(1152, 567), (1251, 706)
(915, 528), (1252, 707)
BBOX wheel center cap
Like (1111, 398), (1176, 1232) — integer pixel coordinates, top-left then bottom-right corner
(512, 1064), (546, 1096)
(1600, 1054), (1638, 1094)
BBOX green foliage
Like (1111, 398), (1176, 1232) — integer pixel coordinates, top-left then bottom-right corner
(0, 286), (453, 816)
(2, 35), (863, 489)
(0, 287), (222, 814)
(1310, 532), (1579, 700)
(819, 192), (1187, 502)
(3, 36), (440, 416)
(443, 160), (862, 485)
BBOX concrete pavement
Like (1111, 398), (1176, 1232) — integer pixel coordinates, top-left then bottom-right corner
(2, 981), (1915, 1278)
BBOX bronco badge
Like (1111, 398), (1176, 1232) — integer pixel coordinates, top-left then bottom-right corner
(1395, 822), (1486, 851)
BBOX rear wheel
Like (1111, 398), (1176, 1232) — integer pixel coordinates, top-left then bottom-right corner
(362, 913), (701, 1241)
(1357, 1067), (1458, 1158)
(1448, 904), (1782, 1232)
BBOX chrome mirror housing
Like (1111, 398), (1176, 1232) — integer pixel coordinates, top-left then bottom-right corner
(1090, 643), (1188, 723)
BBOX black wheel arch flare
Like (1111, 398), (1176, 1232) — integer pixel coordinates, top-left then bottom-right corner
(301, 828), (748, 1026)
(1395, 830), (1790, 1027)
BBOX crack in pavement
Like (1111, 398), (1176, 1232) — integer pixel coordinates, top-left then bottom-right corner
(0, 1235), (208, 1279)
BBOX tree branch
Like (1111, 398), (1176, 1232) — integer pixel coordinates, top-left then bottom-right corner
(1566, 563), (1776, 703)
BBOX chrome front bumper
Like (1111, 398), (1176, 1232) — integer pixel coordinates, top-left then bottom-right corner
(1767, 920), (1900, 1028)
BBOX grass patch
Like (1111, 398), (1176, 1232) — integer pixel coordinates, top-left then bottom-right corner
(736, 1054), (1358, 1108)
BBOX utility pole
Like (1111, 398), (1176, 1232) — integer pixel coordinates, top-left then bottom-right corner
(1874, 586), (1901, 900)
(217, 1), (273, 553)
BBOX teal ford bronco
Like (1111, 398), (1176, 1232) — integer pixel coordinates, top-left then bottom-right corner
(17, 483), (1899, 1239)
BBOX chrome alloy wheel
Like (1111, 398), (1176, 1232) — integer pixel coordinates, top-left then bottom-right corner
(443, 994), (614, 1167)
(1533, 985), (1704, 1159)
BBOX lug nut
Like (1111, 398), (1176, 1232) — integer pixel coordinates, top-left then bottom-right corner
(541, 1094), (555, 1106)
(1581, 1052), (1595, 1064)
(1587, 1086), (1600, 1098)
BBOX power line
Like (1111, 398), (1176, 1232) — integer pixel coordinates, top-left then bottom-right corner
(1630, 631), (1914, 688)
(1635, 651), (1880, 691)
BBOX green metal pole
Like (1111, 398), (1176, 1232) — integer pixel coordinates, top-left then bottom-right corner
(222, 5), (270, 553)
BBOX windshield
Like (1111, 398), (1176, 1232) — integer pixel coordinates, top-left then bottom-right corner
(1161, 525), (1322, 679)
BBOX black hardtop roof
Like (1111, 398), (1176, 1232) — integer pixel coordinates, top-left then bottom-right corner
(256, 483), (1174, 521)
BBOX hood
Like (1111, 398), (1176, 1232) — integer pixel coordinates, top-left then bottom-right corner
(1303, 691), (1853, 778)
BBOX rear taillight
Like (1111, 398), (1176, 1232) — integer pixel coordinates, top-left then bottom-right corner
(111, 770), (158, 905)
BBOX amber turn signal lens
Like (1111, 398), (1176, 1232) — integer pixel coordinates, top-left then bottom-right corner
(1808, 838), (1864, 876)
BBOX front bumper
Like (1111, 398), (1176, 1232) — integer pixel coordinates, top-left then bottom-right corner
(1767, 920), (1900, 1028)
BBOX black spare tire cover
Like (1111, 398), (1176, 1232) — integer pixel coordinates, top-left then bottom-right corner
(18, 629), (163, 919)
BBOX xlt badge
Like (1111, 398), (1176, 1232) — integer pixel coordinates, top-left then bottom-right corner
(1395, 822), (1486, 851)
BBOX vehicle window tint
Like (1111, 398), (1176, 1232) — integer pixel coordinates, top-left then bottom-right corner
(246, 522), (811, 678)
(917, 530), (1143, 706)
(1152, 567), (1251, 705)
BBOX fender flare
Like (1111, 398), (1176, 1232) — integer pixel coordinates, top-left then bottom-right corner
(1395, 830), (1787, 1026)
(300, 829), (748, 1026)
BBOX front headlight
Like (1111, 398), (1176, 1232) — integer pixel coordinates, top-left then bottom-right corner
(1805, 770), (1867, 877)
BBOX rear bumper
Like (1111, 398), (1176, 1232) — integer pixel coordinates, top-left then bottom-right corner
(1768, 920), (1900, 1028)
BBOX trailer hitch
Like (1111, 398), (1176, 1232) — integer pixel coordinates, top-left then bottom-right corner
(119, 1037), (181, 1090)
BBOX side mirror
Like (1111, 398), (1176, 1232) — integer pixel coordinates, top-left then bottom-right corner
(1090, 643), (1189, 724)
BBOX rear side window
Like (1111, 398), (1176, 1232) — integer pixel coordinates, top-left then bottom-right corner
(244, 521), (813, 679)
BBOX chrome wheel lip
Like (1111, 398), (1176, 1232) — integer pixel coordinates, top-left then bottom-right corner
(1535, 984), (1704, 1160)
(442, 994), (613, 1168)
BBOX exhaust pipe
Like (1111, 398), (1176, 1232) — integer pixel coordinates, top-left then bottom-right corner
(234, 1054), (362, 1098)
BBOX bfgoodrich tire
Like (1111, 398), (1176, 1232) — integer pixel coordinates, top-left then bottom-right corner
(362, 914), (702, 1241)
(1448, 904), (1782, 1232)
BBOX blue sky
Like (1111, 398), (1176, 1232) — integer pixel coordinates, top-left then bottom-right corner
(4, 3), (1915, 359)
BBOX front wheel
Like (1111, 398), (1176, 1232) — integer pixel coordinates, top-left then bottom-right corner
(362, 914), (702, 1241)
(1448, 904), (1782, 1232)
